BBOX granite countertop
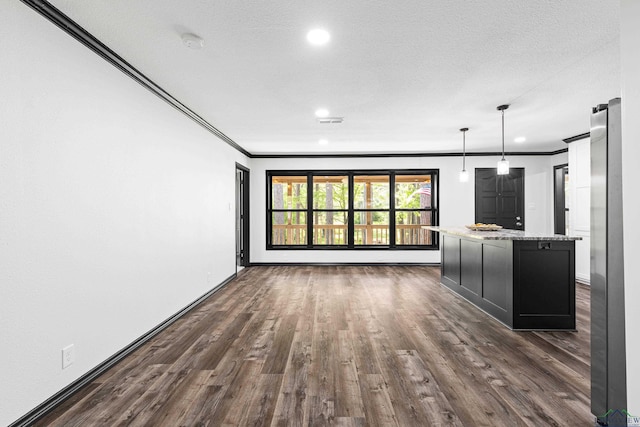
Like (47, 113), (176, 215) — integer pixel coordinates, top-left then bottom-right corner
(422, 226), (582, 241)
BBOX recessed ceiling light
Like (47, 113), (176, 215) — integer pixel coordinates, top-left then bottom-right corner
(315, 108), (330, 118)
(318, 139), (329, 145)
(307, 28), (330, 46)
(514, 136), (526, 143)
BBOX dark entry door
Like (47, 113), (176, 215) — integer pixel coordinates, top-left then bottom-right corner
(475, 168), (524, 230)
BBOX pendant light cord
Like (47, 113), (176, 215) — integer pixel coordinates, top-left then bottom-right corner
(459, 127), (469, 172)
(496, 104), (509, 175)
(462, 130), (466, 170)
(501, 109), (505, 161)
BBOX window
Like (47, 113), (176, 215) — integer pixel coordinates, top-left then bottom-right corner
(312, 175), (348, 245)
(354, 174), (389, 245)
(271, 175), (307, 245)
(395, 174), (434, 245)
(267, 170), (438, 249)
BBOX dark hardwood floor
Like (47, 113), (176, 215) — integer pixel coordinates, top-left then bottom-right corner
(36, 266), (591, 426)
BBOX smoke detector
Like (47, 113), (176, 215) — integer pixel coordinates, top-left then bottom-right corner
(182, 33), (205, 49)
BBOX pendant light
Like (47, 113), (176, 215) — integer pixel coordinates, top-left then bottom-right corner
(497, 104), (510, 175)
(459, 127), (469, 182)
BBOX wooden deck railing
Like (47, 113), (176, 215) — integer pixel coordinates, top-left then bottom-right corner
(272, 224), (432, 245)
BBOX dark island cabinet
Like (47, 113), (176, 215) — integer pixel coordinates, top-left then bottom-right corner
(434, 228), (577, 330)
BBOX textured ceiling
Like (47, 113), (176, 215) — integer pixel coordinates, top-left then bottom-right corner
(48, 0), (620, 155)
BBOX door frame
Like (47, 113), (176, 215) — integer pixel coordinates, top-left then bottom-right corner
(553, 163), (569, 235)
(235, 163), (250, 269)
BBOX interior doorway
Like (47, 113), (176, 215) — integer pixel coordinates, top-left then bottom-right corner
(554, 164), (569, 235)
(475, 168), (525, 230)
(235, 164), (250, 268)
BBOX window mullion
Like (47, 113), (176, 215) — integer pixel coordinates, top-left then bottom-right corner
(307, 173), (313, 248)
(390, 173), (396, 247)
(348, 173), (354, 248)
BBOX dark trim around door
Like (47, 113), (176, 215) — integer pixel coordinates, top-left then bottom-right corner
(553, 163), (569, 235)
(236, 163), (250, 268)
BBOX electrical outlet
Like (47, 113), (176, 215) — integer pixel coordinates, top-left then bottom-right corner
(62, 344), (75, 369)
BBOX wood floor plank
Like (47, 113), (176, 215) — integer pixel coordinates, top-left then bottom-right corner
(384, 344), (435, 425)
(306, 325), (338, 425)
(270, 341), (312, 427)
(151, 310), (229, 365)
(358, 374), (399, 427)
(175, 382), (227, 425)
(334, 417), (366, 427)
(243, 373), (283, 426)
(290, 276), (316, 344)
(194, 312), (253, 370)
(395, 349), (463, 426)
(348, 308), (381, 375)
(112, 366), (192, 426)
(149, 369), (216, 426)
(335, 330), (365, 418)
(40, 364), (167, 427)
(262, 314), (298, 374)
(32, 383), (100, 426)
(211, 359), (265, 425)
(36, 266), (593, 426)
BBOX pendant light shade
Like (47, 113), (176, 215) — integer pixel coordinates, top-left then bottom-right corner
(497, 104), (510, 175)
(459, 127), (469, 182)
(497, 158), (510, 175)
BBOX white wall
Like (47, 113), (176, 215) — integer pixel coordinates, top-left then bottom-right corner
(0, 3), (248, 425)
(568, 139), (591, 283)
(621, 0), (640, 414)
(251, 155), (557, 264)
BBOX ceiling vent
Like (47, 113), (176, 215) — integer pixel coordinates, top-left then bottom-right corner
(317, 117), (344, 124)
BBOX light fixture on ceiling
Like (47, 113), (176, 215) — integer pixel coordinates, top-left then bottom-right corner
(182, 33), (205, 49)
(497, 104), (510, 175)
(514, 136), (526, 143)
(315, 108), (329, 118)
(317, 117), (344, 124)
(307, 28), (330, 46)
(459, 127), (469, 182)
(318, 138), (329, 145)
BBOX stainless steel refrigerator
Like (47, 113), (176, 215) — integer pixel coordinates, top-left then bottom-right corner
(591, 97), (627, 425)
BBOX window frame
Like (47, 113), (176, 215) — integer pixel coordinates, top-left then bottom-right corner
(266, 169), (439, 250)
(269, 173), (309, 246)
(311, 173), (350, 246)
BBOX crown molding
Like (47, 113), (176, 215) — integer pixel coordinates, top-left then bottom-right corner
(20, 0), (571, 161)
(563, 132), (590, 143)
(21, 0), (251, 158)
(250, 148), (568, 159)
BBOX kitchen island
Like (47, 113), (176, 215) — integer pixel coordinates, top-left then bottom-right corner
(425, 226), (581, 330)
